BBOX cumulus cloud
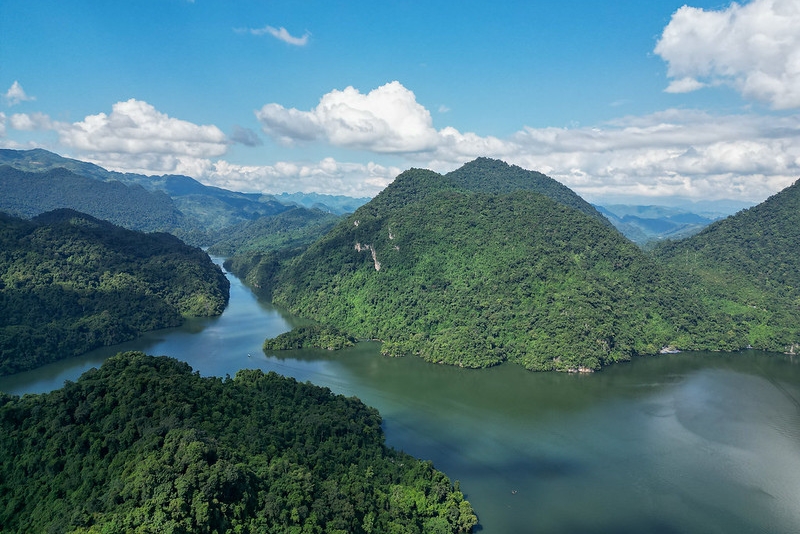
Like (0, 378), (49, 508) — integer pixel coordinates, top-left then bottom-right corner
(205, 158), (400, 197)
(244, 25), (310, 46)
(52, 99), (229, 173)
(9, 112), (52, 131)
(4, 81), (35, 106)
(655, 0), (800, 109)
(256, 81), (440, 152)
(252, 80), (800, 201)
(0, 112), (6, 137)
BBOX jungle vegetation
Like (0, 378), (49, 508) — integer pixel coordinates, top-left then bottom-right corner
(229, 159), (751, 372)
(263, 325), (357, 352)
(0, 210), (229, 376)
(0, 352), (477, 534)
(654, 179), (800, 354)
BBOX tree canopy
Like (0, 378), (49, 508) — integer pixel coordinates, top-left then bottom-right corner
(0, 210), (229, 375)
(0, 352), (477, 534)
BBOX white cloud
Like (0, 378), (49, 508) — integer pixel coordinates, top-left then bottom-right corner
(0, 112), (6, 137)
(9, 112), (52, 131)
(4, 81), (35, 106)
(664, 77), (708, 94)
(256, 81), (440, 152)
(204, 158), (400, 197)
(245, 25), (310, 46)
(53, 99), (229, 173)
(655, 0), (800, 109)
(252, 81), (800, 202)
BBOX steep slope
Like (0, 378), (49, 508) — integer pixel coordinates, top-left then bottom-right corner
(0, 210), (229, 375)
(259, 163), (721, 372)
(0, 352), (476, 533)
(654, 179), (800, 353)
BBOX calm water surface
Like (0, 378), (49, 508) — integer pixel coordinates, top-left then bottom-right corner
(2, 260), (800, 533)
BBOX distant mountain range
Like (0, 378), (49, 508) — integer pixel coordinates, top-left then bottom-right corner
(0, 148), (743, 248)
(0, 149), (361, 247)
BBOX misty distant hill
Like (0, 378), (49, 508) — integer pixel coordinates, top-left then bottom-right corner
(595, 204), (726, 244)
(0, 149), (291, 244)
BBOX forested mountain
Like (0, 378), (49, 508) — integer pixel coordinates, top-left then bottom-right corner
(0, 149), (291, 245)
(0, 352), (477, 533)
(444, 157), (612, 226)
(0, 165), (184, 233)
(0, 210), (229, 375)
(230, 160), (738, 372)
(207, 207), (341, 257)
(654, 179), (800, 353)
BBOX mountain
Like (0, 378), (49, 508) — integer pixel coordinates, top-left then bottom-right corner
(0, 210), (229, 375)
(654, 179), (800, 353)
(595, 204), (723, 245)
(206, 206), (341, 257)
(241, 159), (728, 372)
(0, 165), (184, 233)
(0, 352), (476, 533)
(445, 157), (613, 226)
(0, 149), (291, 244)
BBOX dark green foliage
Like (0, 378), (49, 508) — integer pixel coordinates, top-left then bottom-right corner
(264, 325), (357, 351)
(0, 165), (183, 233)
(207, 207), (341, 257)
(249, 166), (727, 371)
(444, 157), (612, 226)
(0, 210), (229, 375)
(0, 352), (477, 533)
(654, 179), (800, 353)
(227, 158), (786, 371)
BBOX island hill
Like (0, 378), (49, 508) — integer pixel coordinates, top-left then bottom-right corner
(0, 209), (230, 376)
(233, 157), (800, 372)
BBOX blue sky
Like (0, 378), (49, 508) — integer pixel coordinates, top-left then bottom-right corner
(2, 0), (799, 205)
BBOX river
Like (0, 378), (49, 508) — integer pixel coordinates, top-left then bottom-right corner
(2, 261), (800, 533)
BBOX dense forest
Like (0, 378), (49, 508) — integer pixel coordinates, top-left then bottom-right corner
(0, 210), (229, 375)
(654, 179), (800, 353)
(229, 160), (745, 372)
(0, 165), (183, 234)
(0, 352), (477, 534)
(207, 207), (341, 258)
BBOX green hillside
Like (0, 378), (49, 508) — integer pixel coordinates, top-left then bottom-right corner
(238, 161), (732, 372)
(0, 352), (477, 534)
(0, 165), (183, 233)
(0, 210), (229, 375)
(654, 179), (800, 353)
(445, 157), (611, 225)
(207, 207), (341, 258)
